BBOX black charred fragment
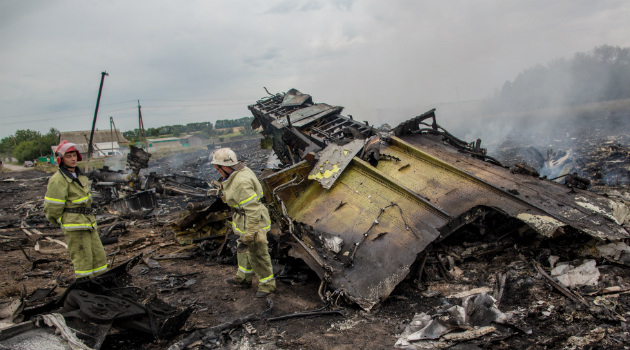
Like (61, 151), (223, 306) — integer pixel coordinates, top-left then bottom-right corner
(334, 201), (347, 211)
(398, 164), (411, 171)
(1, 254), (191, 350)
(374, 232), (389, 240)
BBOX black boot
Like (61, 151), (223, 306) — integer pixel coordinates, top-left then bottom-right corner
(226, 278), (251, 288)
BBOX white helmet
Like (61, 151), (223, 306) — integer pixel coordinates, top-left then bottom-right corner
(211, 148), (239, 166)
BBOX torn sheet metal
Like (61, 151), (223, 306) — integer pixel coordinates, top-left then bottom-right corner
(395, 293), (507, 349)
(263, 159), (445, 310)
(280, 88), (312, 108)
(104, 190), (157, 217)
(389, 135), (629, 241)
(170, 199), (231, 244)
(308, 139), (365, 189)
(252, 89), (630, 311)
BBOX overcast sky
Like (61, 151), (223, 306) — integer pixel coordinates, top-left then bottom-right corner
(1, 0), (628, 139)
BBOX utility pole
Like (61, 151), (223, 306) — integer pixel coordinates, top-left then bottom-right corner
(110, 117), (114, 155)
(86, 71), (108, 171)
(110, 116), (122, 155)
(137, 100), (147, 150)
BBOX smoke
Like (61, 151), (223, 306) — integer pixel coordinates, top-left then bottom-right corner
(396, 46), (630, 160)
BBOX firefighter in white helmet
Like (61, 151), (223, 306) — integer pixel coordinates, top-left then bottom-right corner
(211, 147), (276, 297)
(44, 140), (107, 280)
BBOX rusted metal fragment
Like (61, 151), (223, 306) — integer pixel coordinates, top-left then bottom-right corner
(308, 139), (364, 189)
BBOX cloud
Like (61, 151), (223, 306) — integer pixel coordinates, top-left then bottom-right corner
(1, 0), (629, 139)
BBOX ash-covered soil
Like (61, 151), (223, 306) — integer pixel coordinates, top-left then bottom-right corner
(1, 138), (629, 350)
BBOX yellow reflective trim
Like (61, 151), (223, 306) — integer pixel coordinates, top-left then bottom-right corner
(71, 195), (90, 203)
(260, 274), (274, 283)
(75, 264), (108, 276)
(238, 266), (253, 273)
(231, 193), (257, 208)
(231, 222), (245, 235)
(93, 264), (108, 273)
(44, 196), (65, 203)
(239, 193), (257, 205)
(62, 223), (95, 229)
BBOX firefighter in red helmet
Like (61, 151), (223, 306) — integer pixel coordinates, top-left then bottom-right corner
(44, 140), (107, 280)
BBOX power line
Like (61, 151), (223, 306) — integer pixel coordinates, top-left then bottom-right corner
(0, 98), (257, 121)
(0, 99), (136, 120)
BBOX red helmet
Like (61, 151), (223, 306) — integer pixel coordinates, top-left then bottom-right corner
(55, 140), (83, 165)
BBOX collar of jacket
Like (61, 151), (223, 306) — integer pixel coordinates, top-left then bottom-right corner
(59, 164), (84, 187)
(222, 164), (247, 187)
(221, 162), (246, 182)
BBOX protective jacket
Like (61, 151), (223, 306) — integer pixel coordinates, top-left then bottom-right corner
(221, 164), (271, 245)
(44, 167), (96, 231)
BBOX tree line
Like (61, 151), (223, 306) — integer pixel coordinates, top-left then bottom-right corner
(122, 121), (214, 140)
(483, 45), (630, 112)
(1, 117), (256, 163)
(0, 129), (60, 163)
(122, 117), (254, 142)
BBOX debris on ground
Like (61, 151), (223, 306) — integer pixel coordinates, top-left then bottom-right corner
(0, 88), (629, 349)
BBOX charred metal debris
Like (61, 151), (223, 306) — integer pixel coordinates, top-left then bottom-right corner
(0, 254), (191, 350)
(241, 88), (629, 310)
(89, 145), (213, 218)
(2, 88), (629, 349)
(171, 88), (630, 313)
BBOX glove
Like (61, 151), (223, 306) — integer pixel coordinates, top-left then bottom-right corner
(206, 188), (221, 197)
(237, 244), (249, 253)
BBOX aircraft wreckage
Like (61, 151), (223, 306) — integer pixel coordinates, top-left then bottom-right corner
(235, 88), (629, 311)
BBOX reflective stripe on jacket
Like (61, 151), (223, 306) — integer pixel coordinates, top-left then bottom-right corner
(221, 165), (271, 245)
(44, 170), (96, 231)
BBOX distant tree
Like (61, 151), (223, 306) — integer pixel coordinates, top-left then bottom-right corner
(13, 140), (41, 162)
(41, 128), (60, 155)
(0, 129), (56, 159)
(158, 126), (172, 135)
(14, 129), (41, 144)
(185, 122), (212, 132)
(1, 129), (55, 161)
(172, 125), (184, 135)
(0, 135), (16, 155)
(147, 128), (160, 137)
(200, 125), (215, 138)
(215, 117), (253, 129)
(123, 130), (138, 139)
(484, 45), (630, 112)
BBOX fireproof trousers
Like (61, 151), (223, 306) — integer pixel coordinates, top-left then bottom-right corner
(63, 229), (108, 278)
(234, 241), (276, 293)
